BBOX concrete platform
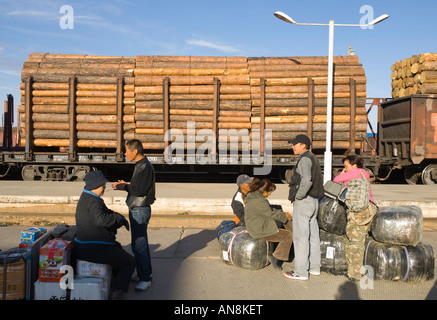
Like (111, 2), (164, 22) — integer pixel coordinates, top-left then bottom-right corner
(1, 225), (436, 301)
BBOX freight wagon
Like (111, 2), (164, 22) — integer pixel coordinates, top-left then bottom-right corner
(0, 53), (436, 184)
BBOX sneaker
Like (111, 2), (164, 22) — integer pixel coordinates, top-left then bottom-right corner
(283, 271), (308, 280)
(309, 270), (321, 276)
(135, 281), (152, 292)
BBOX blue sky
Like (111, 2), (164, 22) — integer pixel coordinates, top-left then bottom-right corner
(0, 0), (436, 130)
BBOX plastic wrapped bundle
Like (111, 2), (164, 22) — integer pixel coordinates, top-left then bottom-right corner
(318, 196), (347, 235)
(371, 206), (423, 246)
(218, 226), (273, 270)
(319, 229), (347, 275)
(364, 238), (435, 282)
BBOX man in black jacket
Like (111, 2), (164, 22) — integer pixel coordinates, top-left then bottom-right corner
(112, 139), (156, 292)
(72, 170), (135, 300)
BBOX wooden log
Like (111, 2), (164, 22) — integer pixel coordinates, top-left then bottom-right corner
(271, 140), (361, 150)
(135, 99), (251, 110)
(18, 104), (67, 114)
(135, 121), (213, 129)
(135, 128), (165, 134)
(252, 97), (366, 108)
(270, 131), (364, 141)
(135, 75), (249, 86)
(251, 114), (366, 124)
(247, 56), (360, 65)
(249, 64), (363, 72)
(250, 84), (366, 94)
(250, 76), (367, 86)
(134, 67), (248, 76)
(261, 106), (367, 116)
(420, 83), (437, 94)
(420, 71), (437, 83)
(249, 69), (365, 78)
(251, 91), (366, 100)
(419, 53), (437, 63)
(252, 122), (367, 132)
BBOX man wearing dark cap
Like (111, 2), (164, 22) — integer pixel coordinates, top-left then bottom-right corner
(231, 174), (254, 226)
(72, 170), (135, 300)
(283, 134), (324, 281)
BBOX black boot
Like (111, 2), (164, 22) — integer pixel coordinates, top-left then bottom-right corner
(268, 255), (283, 270)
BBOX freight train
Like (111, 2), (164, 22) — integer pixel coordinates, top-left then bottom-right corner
(0, 53), (436, 185)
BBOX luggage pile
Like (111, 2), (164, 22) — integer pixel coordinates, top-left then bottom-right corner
(318, 201), (435, 282)
(318, 196), (349, 275)
(365, 206), (435, 282)
(218, 226), (274, 270)
(1, 224), (115, 300)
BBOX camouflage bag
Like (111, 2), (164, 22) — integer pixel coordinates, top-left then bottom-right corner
(343, 170), (370, 213)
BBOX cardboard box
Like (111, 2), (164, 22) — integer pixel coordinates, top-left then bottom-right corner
(34, 280), (67, 300)
(70, 277), (105, 300)
(20, 227), (47, 245)
(76, 260), (112, 300)
(0, 250), (26, 300)
(39, 238), (71, 282)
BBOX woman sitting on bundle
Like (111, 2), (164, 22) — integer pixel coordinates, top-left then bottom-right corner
(244, 178), (293, 270)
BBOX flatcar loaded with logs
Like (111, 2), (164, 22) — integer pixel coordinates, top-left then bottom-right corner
(0, 52), (436, 185)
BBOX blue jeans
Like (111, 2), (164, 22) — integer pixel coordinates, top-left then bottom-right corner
(129, 206), (152, 282)
(292, 196), (321, 277)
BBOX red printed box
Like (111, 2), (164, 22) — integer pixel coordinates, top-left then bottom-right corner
(39, 239), (71, 282)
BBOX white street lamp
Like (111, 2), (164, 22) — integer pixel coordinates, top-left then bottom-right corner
(274, 11), (389, 184)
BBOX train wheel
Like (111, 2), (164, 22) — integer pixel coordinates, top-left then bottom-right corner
(422, 164), (437, 185)
(404, 165), (422, 185)
(21, 165), (37, 181)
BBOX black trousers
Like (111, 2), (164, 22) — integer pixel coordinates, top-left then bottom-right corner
(71, 241), (136, 292)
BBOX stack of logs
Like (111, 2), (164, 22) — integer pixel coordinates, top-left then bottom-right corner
(19, 53), (368, 153)
(391, 53), (437, 98)
(134, 56), (251, 151)
(249, 56), (367, 149)
(19, 53), (135, 149)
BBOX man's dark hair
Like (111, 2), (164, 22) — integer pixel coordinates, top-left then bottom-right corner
(343, 154), (363, 168)
(126, 139), (144, 156)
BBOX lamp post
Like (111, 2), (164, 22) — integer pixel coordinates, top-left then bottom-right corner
(274, 11), (389, 183)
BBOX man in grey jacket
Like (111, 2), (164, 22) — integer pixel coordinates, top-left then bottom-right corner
(284, 134), (324, 280)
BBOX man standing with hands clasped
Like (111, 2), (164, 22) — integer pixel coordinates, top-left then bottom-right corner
(112, 139), (156, 292)
(284, 134), (324, 280)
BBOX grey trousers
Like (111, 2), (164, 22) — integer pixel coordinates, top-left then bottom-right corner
(292, 196), (321, 277)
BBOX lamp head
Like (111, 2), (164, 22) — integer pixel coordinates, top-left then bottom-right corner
(274, 11), (296, 24)
(369, 14), (389, 25)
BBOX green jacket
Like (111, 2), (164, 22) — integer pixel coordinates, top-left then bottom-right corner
(244, 190), (288, 239)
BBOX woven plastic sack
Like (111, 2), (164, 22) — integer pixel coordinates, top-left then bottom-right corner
(319, 230), (347, 275)
(371, 205), (423, 246)
(318, 196), (347, 235)
(218, 226), (273, 270)
(364, 238), (434, 282)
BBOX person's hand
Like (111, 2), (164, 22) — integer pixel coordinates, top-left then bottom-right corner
(112, 180), (127, 190)
(121, 217), (130, 231)
(284, 212), (292, 221)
